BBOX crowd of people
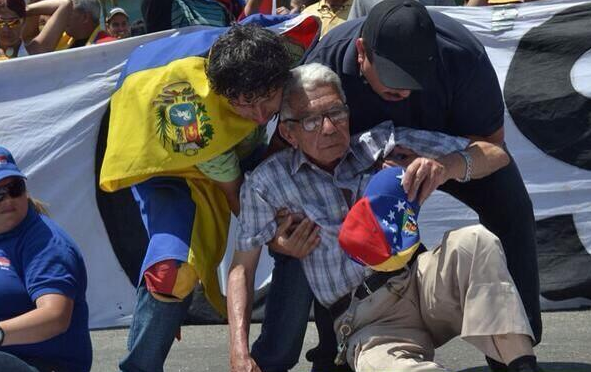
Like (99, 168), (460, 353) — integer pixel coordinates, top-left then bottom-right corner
(1, 0), (545, 371)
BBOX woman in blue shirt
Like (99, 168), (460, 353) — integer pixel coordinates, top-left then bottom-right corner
(0, 146), (92, 372)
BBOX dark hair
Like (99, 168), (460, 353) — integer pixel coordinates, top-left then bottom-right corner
(206, 24), (291, 102)
(6, 0), (26, 18)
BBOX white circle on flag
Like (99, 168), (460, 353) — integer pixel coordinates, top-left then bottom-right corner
(571, 48), (591, 99)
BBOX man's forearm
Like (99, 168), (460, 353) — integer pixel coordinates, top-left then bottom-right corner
(227, 261), (257, 359)
(26, 0), (69, 16)
(439, 141), (509, 181)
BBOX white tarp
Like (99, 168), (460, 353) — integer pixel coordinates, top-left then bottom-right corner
(1, 0), (590, 328)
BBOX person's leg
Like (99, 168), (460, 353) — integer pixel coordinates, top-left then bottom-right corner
(439, 154), (542, 344)
(308, 301), (350, 372)
(250, 252), (314, 372)
(307, 300), (353, 372)
(0, 351), (40, 372)
(119, 285), (193, 372)
(120, 177), (199, 372)
(338, 271), (439, 372)
(416, 225), (539, 369)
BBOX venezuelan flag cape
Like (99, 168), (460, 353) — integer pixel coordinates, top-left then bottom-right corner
(100, 14), (320, 316)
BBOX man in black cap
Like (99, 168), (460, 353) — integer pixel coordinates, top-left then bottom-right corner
(302, 0), (543, 371)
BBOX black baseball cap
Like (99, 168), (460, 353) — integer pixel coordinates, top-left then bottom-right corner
(361, 0), (437, 90)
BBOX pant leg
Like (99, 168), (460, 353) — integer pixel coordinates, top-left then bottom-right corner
(416, 225), (534, 363)
(438, 154), (542, 344)
(251, 252), (314, 372)
(335, 269), (438, 372)
(119, 285), (192, 372)
(120, 178), (198, 372)
(0, 351), (40, 372)
(308, 300), (354, 372)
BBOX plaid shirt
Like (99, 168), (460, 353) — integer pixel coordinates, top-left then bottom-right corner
(236, 121), (470, 306)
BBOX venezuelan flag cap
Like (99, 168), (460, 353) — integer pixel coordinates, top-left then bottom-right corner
(339, 166), (420, 272)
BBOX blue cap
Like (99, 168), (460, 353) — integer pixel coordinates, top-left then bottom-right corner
(339, 166), (421, 272)
(0, 146), (27, 182)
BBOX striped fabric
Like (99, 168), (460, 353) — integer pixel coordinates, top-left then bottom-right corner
(236, 122), (469, 306)
(171, 0), (230, 28)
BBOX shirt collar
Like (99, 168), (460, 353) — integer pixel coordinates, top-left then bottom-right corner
(289, 143), (362, 176)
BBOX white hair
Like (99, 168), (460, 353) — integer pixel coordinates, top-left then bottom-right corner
(280, 63), (347, 121)
(72, 0), (101, 23)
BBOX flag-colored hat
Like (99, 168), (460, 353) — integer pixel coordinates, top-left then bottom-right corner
(339, 166), (420, 272)
(0, 146), (26, 182)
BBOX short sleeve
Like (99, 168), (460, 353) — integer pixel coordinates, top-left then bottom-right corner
(235, 173), (278, 252)
(451, 52), (505, 137)
(196, 150), (241, 183)
(21, 235), (81, 302)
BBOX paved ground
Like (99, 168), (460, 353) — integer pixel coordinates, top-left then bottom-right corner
(91, 310), (591, 372)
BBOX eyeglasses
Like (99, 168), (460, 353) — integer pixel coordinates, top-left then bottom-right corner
(0, 18), (22, 29)
(283, 105), (349, 132)
(0, 179), (26, 203)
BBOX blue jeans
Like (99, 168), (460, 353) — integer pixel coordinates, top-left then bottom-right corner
(251, 252), (314, 372)
(119, 285), (192, 372)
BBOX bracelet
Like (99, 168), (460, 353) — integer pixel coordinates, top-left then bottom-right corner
(0, 325), (5, 347)
(456, 150), (472, 183)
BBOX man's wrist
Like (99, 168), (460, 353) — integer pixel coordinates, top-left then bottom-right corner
(0, 325), (5, 346)
(455, 150), (473, 183)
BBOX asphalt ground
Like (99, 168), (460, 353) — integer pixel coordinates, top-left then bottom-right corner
(90, 310), (591, 372)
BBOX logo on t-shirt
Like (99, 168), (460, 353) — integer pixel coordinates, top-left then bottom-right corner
(0, 256), (11, 270)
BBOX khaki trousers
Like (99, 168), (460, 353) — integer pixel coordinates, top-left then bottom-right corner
(333, 225), (534, 372)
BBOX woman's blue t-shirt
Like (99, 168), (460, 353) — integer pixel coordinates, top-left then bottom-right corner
(0, 205), (92, 372)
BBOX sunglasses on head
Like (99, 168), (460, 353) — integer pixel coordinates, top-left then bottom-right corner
(0, 18), (22, 29)
(0, 178), (26, 202)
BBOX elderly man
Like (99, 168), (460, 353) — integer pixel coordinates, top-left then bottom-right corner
(305, 2), (543, 364)
(227, 63), (542, 372)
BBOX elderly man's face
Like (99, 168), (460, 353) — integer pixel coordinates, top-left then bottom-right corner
(279, 84), (350, 171)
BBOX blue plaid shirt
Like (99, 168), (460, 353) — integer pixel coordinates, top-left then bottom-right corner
(236, 121), (469, 306)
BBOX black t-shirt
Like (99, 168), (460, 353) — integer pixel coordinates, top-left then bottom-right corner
(304, 11), (504, 137)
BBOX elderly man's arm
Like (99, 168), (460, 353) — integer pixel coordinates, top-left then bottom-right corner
(227, 248), (263, 372)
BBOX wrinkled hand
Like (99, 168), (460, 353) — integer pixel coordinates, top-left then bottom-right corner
(382, 146), (419, 169)
(268, 209), (320, 258)
(230, 353), (262, 372)
(402, 157), (449, 205)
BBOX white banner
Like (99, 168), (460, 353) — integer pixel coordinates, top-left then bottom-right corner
(1, 0), (590, 328)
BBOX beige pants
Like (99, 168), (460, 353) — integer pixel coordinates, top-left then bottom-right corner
(334, 225), (534, 372)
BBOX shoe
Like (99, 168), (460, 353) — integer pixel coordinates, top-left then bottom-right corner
(487, 356), (508, 372)
(508, 355), (544, 372)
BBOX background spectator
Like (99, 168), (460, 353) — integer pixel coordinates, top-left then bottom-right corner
(0, 146), (92, 372)
(106, 6), (130, 39)
(28, 0), (116, 49)
(348, 0), (456, 20)
(0, 0), (72, 60)
(130, 18), (146, 36)
(141, 0), (234, 34)
(301, 0), (353, 37)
